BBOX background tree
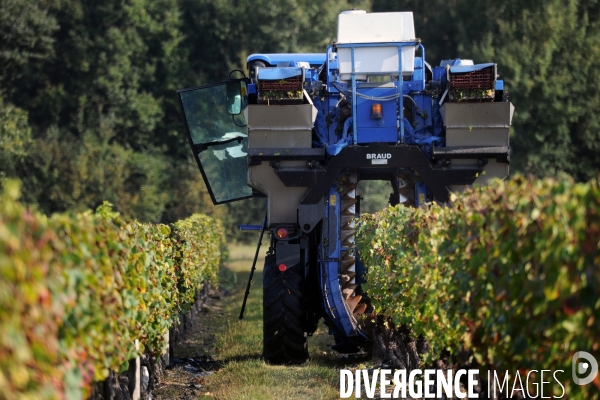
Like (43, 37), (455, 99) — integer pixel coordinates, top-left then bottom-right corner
(0, 0), (58, 100)
(1, 0), (599, 238)
(476, 0), (600, 181)
(0, 99), (32, 179)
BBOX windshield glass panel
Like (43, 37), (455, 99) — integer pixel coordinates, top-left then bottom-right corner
(180, 84), (247, 145)
(197, 140), (251, 203)
(179, 81), (250, 204)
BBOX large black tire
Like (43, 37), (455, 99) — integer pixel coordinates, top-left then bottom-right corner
(262, 254), (309, 364)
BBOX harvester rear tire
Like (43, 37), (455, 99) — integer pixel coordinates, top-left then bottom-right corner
(263, 254), (309, 364)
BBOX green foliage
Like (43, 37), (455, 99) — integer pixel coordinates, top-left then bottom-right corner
(15, 129), (173, 222)
(0, 181), (225, 399)
(476, 0), (600, 181)
(357, 201), (459, 344)
(179, 0), (370, 84)
(171, 214), (223, 310)
(0, 0), (57, 99)
(0, 0), (197, 222)
(357, 175), (600, 398)
(0, 180), (65, 400)
(357, 180), (392, 214)
(0, 99), (32, 179)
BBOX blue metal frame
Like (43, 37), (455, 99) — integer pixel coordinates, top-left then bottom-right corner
(418, 44), (426, 89)
(238, 224), (263, 231)
(335, 41), (420, 145)
(318, 187), (369, 339)
(247, 53), (326, 67)
(316, 41), (424, 339)
(319, 189), (356, 337)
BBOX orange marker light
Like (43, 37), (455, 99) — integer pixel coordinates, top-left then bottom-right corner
(275, 227), (288, 239)
(370, 103), (383, 119)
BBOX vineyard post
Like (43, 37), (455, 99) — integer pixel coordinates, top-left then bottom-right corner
(127, 339), (141, 400)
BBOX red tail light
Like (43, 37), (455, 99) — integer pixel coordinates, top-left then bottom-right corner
(275, 227), (288, 239)
(278, 264), (287, 272)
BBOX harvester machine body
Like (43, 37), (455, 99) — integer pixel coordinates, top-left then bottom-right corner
(178, 10), (513, 363)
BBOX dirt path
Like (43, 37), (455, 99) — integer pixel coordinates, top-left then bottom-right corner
(151, 288), (227, 399)
(151, 244), (371, 400)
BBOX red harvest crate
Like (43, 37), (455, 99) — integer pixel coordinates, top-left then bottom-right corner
(449, 65), (496, 90)
(258, 75), (303, 92)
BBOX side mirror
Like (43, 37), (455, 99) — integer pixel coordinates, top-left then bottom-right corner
(226, 81), (246, 115)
